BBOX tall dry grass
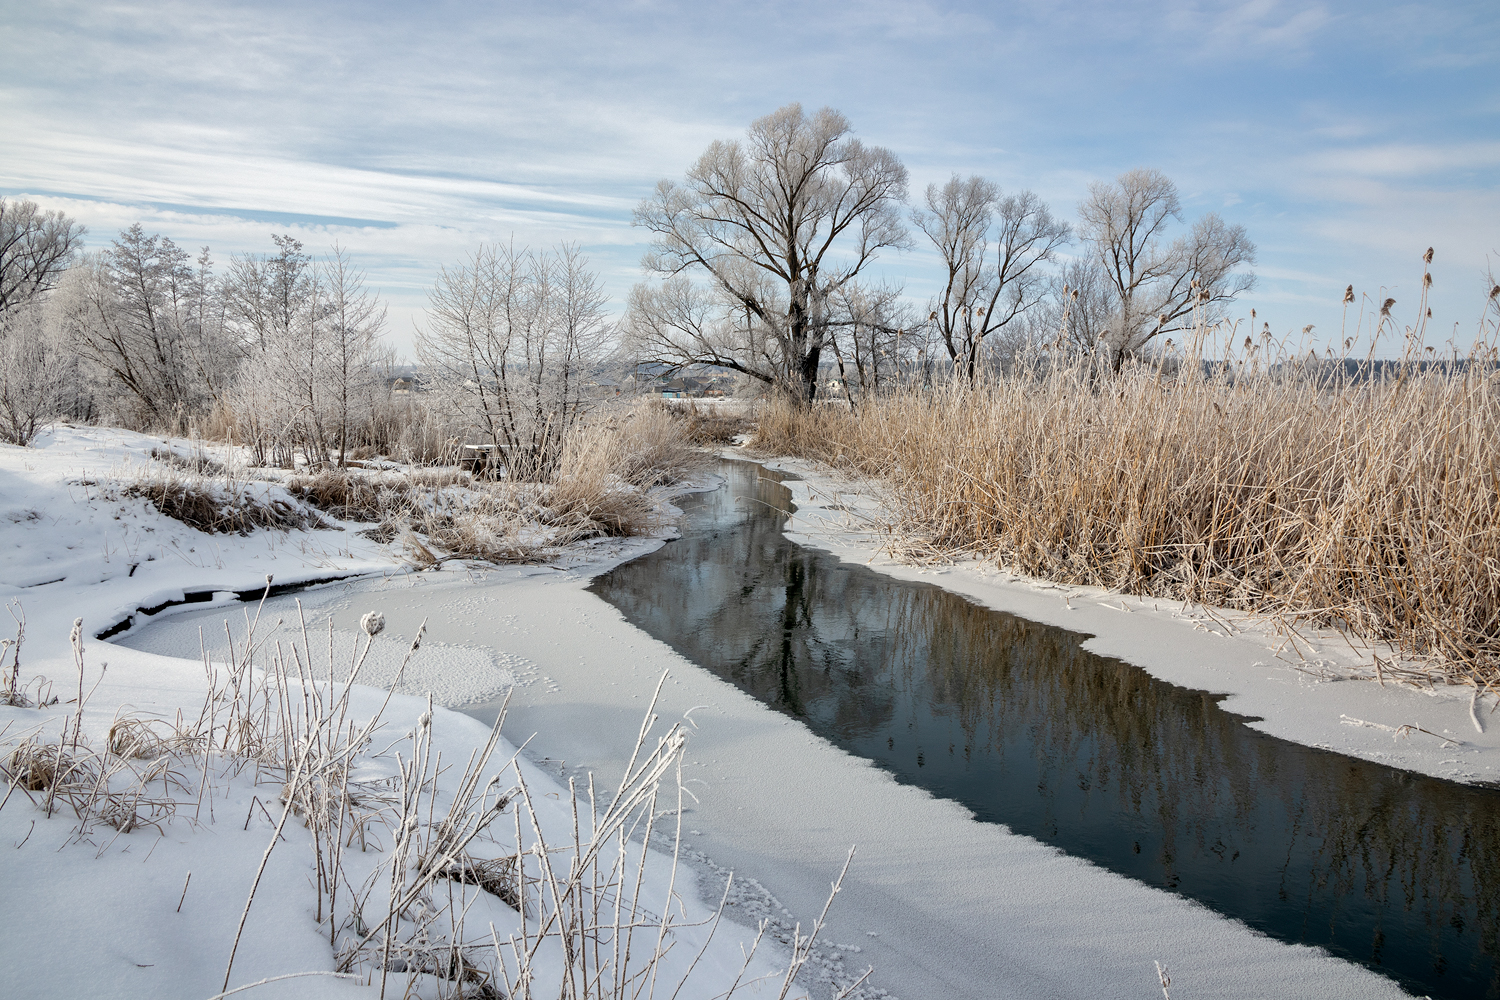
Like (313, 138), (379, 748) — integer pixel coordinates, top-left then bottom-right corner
(754, 349), (1500, 687)
(279, 403), (706, 563)
(559, 404), (707, 489)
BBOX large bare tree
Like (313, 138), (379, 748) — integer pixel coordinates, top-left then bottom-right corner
(1078, 168), (1255, 369)
(914, 176), (1070, 381)
(0, 198), (85, 317)
(630, 104), (909, 403)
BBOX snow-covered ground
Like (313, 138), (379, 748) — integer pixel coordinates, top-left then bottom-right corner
(0, 428), (789, 1000)
(113, 490), (1435, 997)
(5, 428), (1483, 999)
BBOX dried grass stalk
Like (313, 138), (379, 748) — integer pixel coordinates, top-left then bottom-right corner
(754, 358), (1500, 686)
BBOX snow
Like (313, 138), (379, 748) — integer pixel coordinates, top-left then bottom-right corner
(117, 539), (1418, 998)
(3, 428), (1466, 998)
(0, 428), (787, 1000)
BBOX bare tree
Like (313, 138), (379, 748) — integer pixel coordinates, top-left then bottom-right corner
(1077, 169), (1255, 370)
(1017, 257), (1115, 357)
(224, 234), (312, 354)
(225, 237), (390, 469)
(0, 198), (85, 317)
(914, 176), (1070, 380)
(222, 236), (323, 466)
(69, 226), (231, 429)
(418, 241), (609, 478)
(0, 301), (77, 445)
(321, 247), (386, 465)
(825, 283), (915, 404)
(631, 104), (908, 403)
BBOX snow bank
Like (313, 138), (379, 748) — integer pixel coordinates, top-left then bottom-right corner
(163, 551), (1417, 999)
(760, 454), (1500, 786)
(0, 429), (789, 999)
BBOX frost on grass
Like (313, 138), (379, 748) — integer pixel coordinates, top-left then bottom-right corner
(0, 599), (851, 999)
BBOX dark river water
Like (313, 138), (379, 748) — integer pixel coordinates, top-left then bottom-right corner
(589, 459), (1500, 1000)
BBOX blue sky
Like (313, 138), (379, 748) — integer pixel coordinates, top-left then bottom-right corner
(3, 0), (1497, 357)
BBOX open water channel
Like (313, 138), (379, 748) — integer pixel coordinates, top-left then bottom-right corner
(587, 459), (1500, 1000)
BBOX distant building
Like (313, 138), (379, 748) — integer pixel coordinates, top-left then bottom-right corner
(387, 372), (430, 396)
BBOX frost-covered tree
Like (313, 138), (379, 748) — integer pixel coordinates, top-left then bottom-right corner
(0, 300), (79, 445)
(630, 104), (909, 403)
(823, 283), (918, 404)
(1078, 169), (1255, 370)
(914, 176), (1070, 381)
(0, 198), (85, 317)
(321, 247), (386, 465)
(224, 237), (386, 468)
(223, 235), (318, 463)
(224, 234), (311, 353)
(69, 226), (232, 429)
(0, 200), (92, 442)
(1010, 257), (1117, 360)
(418, 241), (610, 478)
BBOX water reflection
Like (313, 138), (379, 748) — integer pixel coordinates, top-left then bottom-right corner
(591, 461), (1500, 1000)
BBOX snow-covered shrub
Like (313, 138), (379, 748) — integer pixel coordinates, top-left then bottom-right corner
(119, 468), (329, 535)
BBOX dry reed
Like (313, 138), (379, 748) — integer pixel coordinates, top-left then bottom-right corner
(120, 471), (330, 535)
(562, 404), (708, 488)
(754, 349), (1500, 687)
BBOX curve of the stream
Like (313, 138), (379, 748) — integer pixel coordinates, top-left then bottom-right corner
(588, 459), (1500, 1000)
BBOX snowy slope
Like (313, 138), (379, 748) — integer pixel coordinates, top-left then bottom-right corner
(0, 428), (791, 1000)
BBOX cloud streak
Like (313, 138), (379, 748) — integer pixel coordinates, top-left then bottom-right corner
(2, 0), (1496, 354)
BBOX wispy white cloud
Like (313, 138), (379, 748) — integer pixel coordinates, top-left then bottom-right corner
(2, 0), (1497, 356)
(1302, 142), (1500, 179)
(1162, 0), (1334, 56)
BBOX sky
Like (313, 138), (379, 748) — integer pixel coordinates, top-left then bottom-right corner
(3, 0), (1497, 358)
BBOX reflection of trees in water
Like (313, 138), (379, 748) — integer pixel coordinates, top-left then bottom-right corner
(883, 588), (1500, 992)
(600, 467), (898, 731)
(593, 463), (1500, 999)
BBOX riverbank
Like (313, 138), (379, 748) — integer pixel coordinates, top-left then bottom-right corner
(754, 450), (1500, 787)
(119, 462), (1425, 1000)
(8, 427), (1469, 998)
(0, 427), (790, 999)
(750, 370), (1500, 692)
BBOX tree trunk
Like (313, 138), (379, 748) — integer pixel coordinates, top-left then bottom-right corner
(798, 347), (821, 405)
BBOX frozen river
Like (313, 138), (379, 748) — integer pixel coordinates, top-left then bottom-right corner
(118, 458), (1487, 998)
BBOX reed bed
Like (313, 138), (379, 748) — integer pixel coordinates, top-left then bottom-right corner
(753, 356), (1500, 688)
